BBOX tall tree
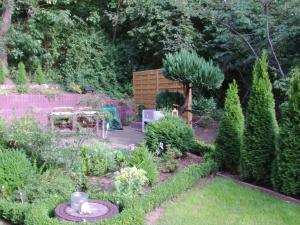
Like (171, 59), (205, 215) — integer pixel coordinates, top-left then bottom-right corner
(163, 49), (224, 115)
(240, 51), (278, 185)
(214, 80), (244, 172)
(272, 68), (300, 197)
(0, 0), (14, 75)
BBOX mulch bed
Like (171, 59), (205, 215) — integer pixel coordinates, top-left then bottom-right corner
(89, 153), (203, 191)
(217, 172), (300, 205)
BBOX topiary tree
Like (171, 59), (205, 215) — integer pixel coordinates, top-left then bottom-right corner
(163, 49), (224, 115)
(0, 65), (5, 84)
(272, 68), (300, 197)
(213, 80), (244, 172)
(16, 62), (27, 85)
(240, 51), (278, 185)
(34, 64), (45, 84)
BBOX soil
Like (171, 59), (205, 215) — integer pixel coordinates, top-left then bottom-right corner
(89, 153), (203, 192)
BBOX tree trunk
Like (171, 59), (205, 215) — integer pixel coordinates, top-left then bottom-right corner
(179, 84), (191, 115)
(0, 0), (14, 75)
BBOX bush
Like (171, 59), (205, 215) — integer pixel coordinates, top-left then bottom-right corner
(19, 169), (75, 203)
(2, 117), (53, 161)
(0, 65), (5, 84)
(272, 68), (300, 197)
(192, 97), (216, 116)
(240, 51), (278, 185)
(114, 167), (148, 198)
(80, 144), (122, 176)
(213, 80), (244, 172)
(23, 160), (217, 225)
(0, 150), (33, 196)
(159, 147), (180, 173)
(191, 140), (215, 156)
(34, 64), (45, 84)
(16, 62), (27, 85)
(155, 90), (185, 110)
(145, 115), (195, 154)
(129, 145), (159, 184)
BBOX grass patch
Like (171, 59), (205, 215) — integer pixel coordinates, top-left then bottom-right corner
(156, 177), (300, 225)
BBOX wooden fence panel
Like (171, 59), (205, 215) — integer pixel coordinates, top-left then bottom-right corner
(133, 69), (192, 124)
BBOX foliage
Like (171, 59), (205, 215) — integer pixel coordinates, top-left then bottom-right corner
(0, 116), (53, 161)
(159, 147), (180, 173)
(191, 140), (215, 156)
(68, 82), (82, 93)
(0, 65), (4, 84)
(155, 90), (185, 110)
(33, 64), (45, 84)
(272, 68), (300, 197)
(16, 84), (29, 93)
(19, 169), (75, 203)
(240, 51), (278, 185)
(213, 80), (244, 172)
(114, 166), (148, 198)
(163, 49), (224, 90)
(129, 145), (159, 185)
(22, 160), (217, 225)
(16, 62), (27, 85)
(192, 96), (217, 117)
(0, 149), (33, 196)
(145, 115), (195, 154)
(157, 177), (300, 225)
(80, 144), (120, 176)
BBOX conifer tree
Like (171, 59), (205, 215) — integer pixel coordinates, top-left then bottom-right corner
(0, 65), (4, 84)
(34, 64), (45, 84)
(16, 62), (27, 85)
(240, 51), (278, 185)
(214, 80), (244, 172)
(272, 68), (300, 197)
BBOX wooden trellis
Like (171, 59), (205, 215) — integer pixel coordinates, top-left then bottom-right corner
(133, 69), (192, 124)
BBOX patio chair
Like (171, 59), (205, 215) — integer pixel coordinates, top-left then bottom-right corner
(142, 110), (164, 132)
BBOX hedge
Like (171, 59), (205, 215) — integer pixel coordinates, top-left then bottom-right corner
(0, 160), (217, 225)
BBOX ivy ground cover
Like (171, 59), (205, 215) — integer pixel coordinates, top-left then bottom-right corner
(156, 177), (300, 225)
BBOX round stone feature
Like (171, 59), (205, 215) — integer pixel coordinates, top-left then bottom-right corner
(55, 200), (119, 222)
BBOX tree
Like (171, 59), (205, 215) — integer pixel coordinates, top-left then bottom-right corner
(272, 68), (300, 197)
(0, 65), (5, 84)
(163, 49), (224, 115)
(34, 64), (45, 84)
(0, 0), (14, 75)
(16, 62), (27, 85)
(240, 51), (278, 185)
(213, 80), (244, 172)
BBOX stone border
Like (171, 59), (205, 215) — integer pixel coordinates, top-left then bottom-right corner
(217, 172), (300, 205)
(54, 200), (119, 222)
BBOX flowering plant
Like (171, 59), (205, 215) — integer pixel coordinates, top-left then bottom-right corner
(114, 167), (148, 197)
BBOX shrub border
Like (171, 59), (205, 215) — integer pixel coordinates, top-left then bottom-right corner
(21, 161), (217, 225)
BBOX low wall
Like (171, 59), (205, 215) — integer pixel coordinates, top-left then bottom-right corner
(0, 94), (134, 126)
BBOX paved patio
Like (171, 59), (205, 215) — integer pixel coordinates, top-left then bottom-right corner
(108, 126), (144, 148)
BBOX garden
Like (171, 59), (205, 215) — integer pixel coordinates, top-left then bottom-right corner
(1, 0), (300, 225)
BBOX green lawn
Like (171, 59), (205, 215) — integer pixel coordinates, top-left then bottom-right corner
(156, 177), (300, 225)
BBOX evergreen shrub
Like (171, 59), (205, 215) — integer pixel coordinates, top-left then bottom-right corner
(213, 80), (244, 172)
(145, 115), (195, 154)
(16, 62), (27, 85)
(0, 149), (33, 196)
(34, 64), (45, 84)
(155, 90), (185, 110)
(272, 68), (300, 197)
(240, 51), (278, 185)
(0, 65), (4, 84)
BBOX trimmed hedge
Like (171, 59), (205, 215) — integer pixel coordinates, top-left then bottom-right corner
(11, 160), (217, 225)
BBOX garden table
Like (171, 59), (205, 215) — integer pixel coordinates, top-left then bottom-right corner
(49, 110), (106, 138)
